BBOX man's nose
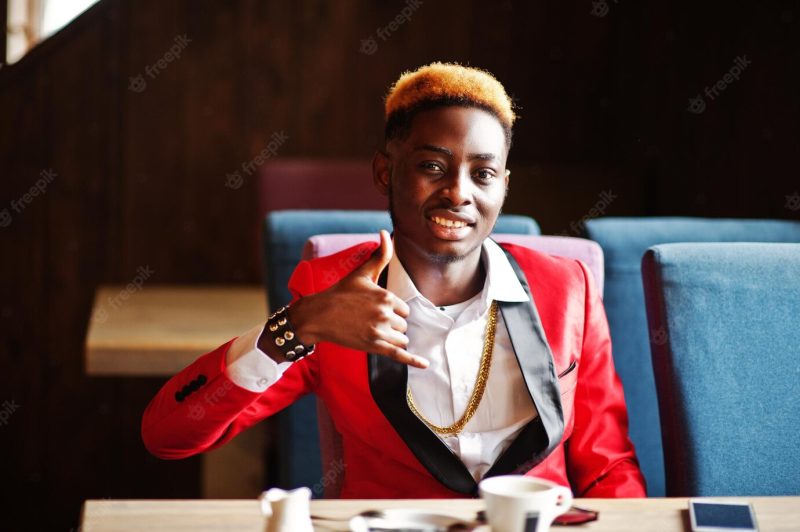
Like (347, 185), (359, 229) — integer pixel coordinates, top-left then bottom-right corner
(439, 168), (472, 206)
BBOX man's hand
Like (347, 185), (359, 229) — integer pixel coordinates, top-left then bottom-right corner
(286, 230), (428, 369)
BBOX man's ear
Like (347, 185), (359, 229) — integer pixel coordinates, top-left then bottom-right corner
(372, 150), (391, 196)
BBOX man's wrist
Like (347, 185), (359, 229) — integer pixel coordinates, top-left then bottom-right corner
(285, 297), (320, 346)
(261, 303), (316, 363)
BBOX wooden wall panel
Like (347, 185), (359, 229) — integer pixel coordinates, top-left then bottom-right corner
(0, 67), (51, 527)
(1, 0), (798, 529)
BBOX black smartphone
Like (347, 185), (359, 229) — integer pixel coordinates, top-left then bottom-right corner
(689, 500), (758, 531)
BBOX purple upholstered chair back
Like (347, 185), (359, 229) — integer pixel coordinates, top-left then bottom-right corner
(302, 233), (604, 497)
(257, 159), (383, 219)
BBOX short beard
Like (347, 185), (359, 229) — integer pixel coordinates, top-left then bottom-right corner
(427, 249), (471, 264)
(387, 188), (487, 264)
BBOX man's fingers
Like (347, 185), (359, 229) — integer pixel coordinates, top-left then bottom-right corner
(391, 294), (410, 318)
(357, 229), (393, 283)
(375, 341), (429, 369)
(381, 328), (409, 348)
(387, 312), (408, 333)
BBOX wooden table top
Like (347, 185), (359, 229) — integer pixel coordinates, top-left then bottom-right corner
(80, 497), (800, 531)
(85, 284), (267, 376)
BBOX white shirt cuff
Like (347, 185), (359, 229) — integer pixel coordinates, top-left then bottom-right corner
(225, 323), (293, 392)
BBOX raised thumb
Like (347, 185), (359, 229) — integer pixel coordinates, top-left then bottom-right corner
(360, 229), (393, 282)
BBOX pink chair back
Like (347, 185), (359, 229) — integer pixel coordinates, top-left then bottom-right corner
(302, 233), (604, 292)
(305, 233), (604, 498)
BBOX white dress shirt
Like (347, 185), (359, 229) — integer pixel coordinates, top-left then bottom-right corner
(225, 239), (537, 481)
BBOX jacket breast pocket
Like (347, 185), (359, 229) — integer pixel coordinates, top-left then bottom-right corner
(557, 359), (578, 394)
(557, 359), (579, 435)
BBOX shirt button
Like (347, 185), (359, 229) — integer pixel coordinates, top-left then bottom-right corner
(257, 378), (268, 387)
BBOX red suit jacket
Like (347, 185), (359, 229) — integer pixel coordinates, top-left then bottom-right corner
(142, 242), (646, 498)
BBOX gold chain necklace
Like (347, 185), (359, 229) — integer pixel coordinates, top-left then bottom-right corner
(406, 300), (499, 437)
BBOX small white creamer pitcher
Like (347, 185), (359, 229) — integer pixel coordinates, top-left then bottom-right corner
(259, 487), (314, 532)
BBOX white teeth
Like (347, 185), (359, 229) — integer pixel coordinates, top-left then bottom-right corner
(431, 216), (467, 228)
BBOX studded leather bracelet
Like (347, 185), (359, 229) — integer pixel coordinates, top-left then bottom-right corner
(264, 305), (315, 362)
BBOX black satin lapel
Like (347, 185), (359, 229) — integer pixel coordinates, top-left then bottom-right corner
(485, 246), (565, 478)
(367, 266), (477, 494)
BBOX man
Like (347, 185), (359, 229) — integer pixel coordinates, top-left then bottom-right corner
(142, 62), (646, 498)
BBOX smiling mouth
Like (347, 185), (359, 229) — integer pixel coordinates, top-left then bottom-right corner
(429, 216), (470, 229)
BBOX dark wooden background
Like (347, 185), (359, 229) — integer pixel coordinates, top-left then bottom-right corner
(1, 0), (798, 529)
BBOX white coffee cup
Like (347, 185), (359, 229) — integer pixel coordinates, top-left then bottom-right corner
(478, 475), (573, 532)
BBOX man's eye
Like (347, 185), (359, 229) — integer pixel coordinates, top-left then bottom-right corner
(474, 169), (496, 180)
(420, 162), (444, 173)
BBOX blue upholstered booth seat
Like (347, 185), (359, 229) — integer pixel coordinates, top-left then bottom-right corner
(264, 211), (392, 312)
(584, 217), (800, 496)
(642, 243), (800, 496)
(263, 209), (540, 492)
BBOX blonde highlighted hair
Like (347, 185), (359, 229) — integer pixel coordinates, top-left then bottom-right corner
(384, 62), (516, 145)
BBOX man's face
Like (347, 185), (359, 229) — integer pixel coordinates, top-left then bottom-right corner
(375, 106), (509, 264)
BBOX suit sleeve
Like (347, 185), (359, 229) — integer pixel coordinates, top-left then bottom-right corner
(565, 260), (647, 497)
(141, 260), (320, 459)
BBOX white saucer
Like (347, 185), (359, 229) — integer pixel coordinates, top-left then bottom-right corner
(348, 508), (488, 531)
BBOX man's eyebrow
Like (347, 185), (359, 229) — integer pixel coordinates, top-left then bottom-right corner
(414, 144), (453, 157)
(413, 144), (498, 161)
(468, 152), (497, 161)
